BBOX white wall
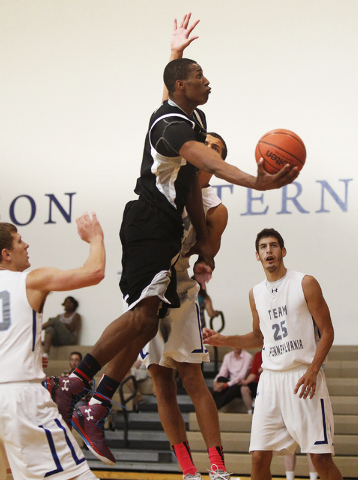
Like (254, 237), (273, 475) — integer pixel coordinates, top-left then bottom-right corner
(1, 0), (357, 345)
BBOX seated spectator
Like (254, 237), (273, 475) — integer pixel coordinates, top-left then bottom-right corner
(239, 350), (262, 411)
(62, 351), (83, 376)
(61, 351), (93, 406)
(42, 296), (81, 357)
(211, 347), (253, 412)
(285, 453), (318, 480)
(124, 355), (151, 402)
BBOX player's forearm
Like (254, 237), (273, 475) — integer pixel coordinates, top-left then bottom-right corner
(186, 176), (209, 244)
(217, 332), (263, 349)
(82, 240), (106, 284)
(179, 142), (258, 189)
(162, 46), (184, 102)
(309, 328), (334, 374)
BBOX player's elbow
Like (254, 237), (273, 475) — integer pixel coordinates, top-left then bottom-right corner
(86, 266), (105, 286)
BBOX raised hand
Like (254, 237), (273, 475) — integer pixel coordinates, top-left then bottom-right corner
(77, 212), (104, 244)
(193, 261), (212, 289)
(171, 13), (200, 55)
(202, 327), (226, 346)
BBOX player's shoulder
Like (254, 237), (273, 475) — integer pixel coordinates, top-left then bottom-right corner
(301, 273), (320, 290)
(152, 100), (190, 120)
(193, 107), (207, 128)
(253, 278), (266, 294)
(286, 269), (310, 286)
(0, 269), (27, 283)
(202, 186), (222, 208)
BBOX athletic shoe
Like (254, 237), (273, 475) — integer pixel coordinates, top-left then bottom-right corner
(72, 404), (115, 466)
(209, 466), (231, 480)
(43, 376), (88, 430)
(183, 473), (203, 480)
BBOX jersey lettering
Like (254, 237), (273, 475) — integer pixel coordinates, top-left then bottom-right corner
(268, 305), (287, 320)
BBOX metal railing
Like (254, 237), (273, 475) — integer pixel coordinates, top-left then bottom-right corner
(111, 374), (138, 447)
(209, 311), (225, 375)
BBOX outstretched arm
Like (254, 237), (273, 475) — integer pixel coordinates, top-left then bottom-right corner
(26, 212), (105, 313)
(179, 141), (299, 191)
(203, 289), (264, 348)
(294, 275), (334, 399)
(162, 13), (200, 102)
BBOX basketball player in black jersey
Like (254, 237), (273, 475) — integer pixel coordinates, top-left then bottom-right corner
(46, 15), (300, 465)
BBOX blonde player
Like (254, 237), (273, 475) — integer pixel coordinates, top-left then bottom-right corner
(0, 213), (105, 480)
(203, 228), (343, 480)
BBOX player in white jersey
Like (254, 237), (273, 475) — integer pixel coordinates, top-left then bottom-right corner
(0, 213), (105, 480)
(203, 228), (343, 480)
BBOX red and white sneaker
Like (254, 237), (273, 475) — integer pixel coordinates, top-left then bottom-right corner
(43, 376), (88, 430)
(72, 404), (115, 466)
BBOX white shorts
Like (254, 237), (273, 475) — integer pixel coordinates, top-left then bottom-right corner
(142, 272), (210, 368)
(0, 382), (89, 480)
(250, 366), (335, 456)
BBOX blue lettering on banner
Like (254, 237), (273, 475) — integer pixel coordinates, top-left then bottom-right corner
(6, 193), (76, 226)
(0, 179), (354, 226)
(211, 179), (353, 216)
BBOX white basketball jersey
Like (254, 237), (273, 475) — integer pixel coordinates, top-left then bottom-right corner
(177, 186), (222, 272)
(253, 270), (320, 371)
(0, 270), (44, 382)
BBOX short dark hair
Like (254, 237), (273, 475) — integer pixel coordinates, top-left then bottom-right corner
(207, 132), (228, 160)
(0, 223), (17, 263)
(163, 58), (197, 95)
(255, 228), (285, 253)
(70, 351), (82, 361)
(62, 296), (79, 311)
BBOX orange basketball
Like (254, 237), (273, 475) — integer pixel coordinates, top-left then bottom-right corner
(255, 129), (306, 174)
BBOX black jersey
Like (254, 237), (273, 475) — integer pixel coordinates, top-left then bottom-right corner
(134, 100), (207, 222)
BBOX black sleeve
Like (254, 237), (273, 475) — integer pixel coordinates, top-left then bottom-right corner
(151, 118), (197, 156)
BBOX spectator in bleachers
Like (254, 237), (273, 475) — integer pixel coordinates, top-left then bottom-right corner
(62, 351), (92, 406)
(124, 355), (151, 402)
(62, 351), (83, 377)
(239, 350), (262, 412)
(211, 347), (253, 412)
(42, 296), (81, 357)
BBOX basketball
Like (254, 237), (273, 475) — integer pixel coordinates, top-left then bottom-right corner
(255, 129), (306, 174)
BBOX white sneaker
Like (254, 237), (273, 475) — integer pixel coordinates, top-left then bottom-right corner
(183, 473), (202, 480)
(208, 466), (231, 480)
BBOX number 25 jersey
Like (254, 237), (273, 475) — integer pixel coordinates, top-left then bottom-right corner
(253, 269), (320, 371)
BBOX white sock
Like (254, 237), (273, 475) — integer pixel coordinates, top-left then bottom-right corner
(310, 473), (318, 480)
(286, 472), (294, 480)
(247, 409), (253, 414)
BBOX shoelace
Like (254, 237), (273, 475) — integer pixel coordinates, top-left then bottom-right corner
(208, 465), (232, 480)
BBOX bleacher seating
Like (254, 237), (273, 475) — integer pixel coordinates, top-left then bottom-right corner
(46, 344), (358, 477)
